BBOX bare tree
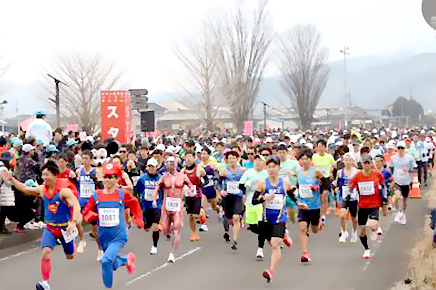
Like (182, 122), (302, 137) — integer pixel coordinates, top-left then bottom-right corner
(214, 0), (274, 132)
(173, 21), (222, 133)
(43, 53), (125, 133)
(278, 24), (330, 129)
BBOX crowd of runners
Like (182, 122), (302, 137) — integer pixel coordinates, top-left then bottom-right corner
(0, 122), (435, 289)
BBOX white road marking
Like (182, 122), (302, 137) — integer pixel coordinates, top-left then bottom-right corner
(125, 247), (202, 287)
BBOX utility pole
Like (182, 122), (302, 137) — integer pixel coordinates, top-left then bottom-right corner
(47, 74), (68, 129)
(340, 46), (351, 107)
(261, 102), (269, 131)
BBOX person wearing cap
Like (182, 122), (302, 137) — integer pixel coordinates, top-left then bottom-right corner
(152, 156), (193, 263)
(412, 134), (426, 186)
(199, 146), (221, 223)
(135, 158), (163, 255)
(212, 142), (225, 164)
(217, 150), (245, 250)
(25, 111), (53, 147)
(349, 154), (387, 259)
(425, 137), (435, 177)
(46, 144), (59, 161)
(83, 163), (143, 289)
(251, 156), (295, 282)
(239, 153), (268, 259)
(390, 141), (416, 225)
(1, 160), (81, 290)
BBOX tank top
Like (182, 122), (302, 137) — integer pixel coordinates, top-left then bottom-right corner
(297, 167), (321, 210)
(57, 168), (72, 180)
(78, 167), (96, 199)
(225, 166), (243, 196)
(263, 177), (287, 224)
(184, 165), (202, 198)
(43, 187), (72, 226)
(338, 168), (358, 200)
(202, 165), (216, 196)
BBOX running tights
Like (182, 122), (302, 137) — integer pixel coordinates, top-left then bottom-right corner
(152, 231), (159, 247)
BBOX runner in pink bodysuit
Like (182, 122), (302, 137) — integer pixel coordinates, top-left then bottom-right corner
(153, 156), (192, 263)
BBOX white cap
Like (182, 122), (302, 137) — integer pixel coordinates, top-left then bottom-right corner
(426, 137), (431, 142)
(22, 144), (35, 153)
(306, 143), (314, 150)
(397, 141), (406, 148)
(386, 143), (395, 149)
(336, 141), (344, 146)
(166, 156), (176, 162)
(147, 158), (158, 167)
(156, 144), (166, 151)
(300, 139), (306, 144)
(265, 137), (273, 143)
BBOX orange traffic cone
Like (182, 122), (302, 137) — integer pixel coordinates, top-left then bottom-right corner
(410, 173), (422, 199)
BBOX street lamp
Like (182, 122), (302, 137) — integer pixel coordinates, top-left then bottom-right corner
(0, 100), (8, 134)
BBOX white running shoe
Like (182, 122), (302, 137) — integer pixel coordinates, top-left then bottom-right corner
(5, 218), (11, 225)
(37, 221), (46, 229)
(77, 240), (86, 253)
(370, 230), (378, 241)
(377, 227), (383, 235)
(36, 281), (51, 290)
(256, 248), (264, 259)
(400, 213), (407, 225)
(97, 250), (104, 261)
(362, 249), (371, 259)
(199, 224), (208, 232)
(339, 231), (348, 243)
(168, 253), (175, 263)
(150, 246), (158, 255)
(350, 231), (358, 243)
(394, 212), (401, 224)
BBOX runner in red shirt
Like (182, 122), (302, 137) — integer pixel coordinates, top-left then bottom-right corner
(349, 154), (388, 259)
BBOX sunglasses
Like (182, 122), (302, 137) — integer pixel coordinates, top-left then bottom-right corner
(247, 152), (255, 155)
(398, 146), (405, 150)
(119, 150), (127, 153)
(104, 174), (118, 179)
(262, 154), (270, 157)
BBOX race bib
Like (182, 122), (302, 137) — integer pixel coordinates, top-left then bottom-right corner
(61, 225), (78, 244)
(342, 186), (350, 198)
(299, 185), (313, 198)
(265, 194), (284, 210)
(183, 185), (197, 197)
(79, 183), (94, 198)
(166, 197), (181, 212)
(396, 168), (408, 179)
(144, 188), (155, 201)
(227, 181), (240, 194)
(99, 208), (120, 227)
(358, 182), (375, 196)
(320, 168), (328, 177)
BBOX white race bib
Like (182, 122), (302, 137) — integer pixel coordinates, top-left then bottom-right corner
(396, 168), (408, 179)
(61, 226), (78, 243)
(166, 197), (181, 212)
(265, 194), (284, 210)
(227, 181), (240, 194)
(358, 182), (375, 196)
(342, 186), (350, 198)
(205, 175), (214, 187)
(79, 183), (94, 198)
(299, 185), (313, 198)
(183, 185), (197, 197)
(99, 208), (120, 227)
(144, 188), (155, 201)
(132, 176), (140, 186)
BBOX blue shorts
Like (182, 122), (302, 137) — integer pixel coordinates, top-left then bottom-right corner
(40, 227), (75, 255)
(79, 197), (90, 212)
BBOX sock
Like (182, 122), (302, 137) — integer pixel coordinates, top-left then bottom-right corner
(152, 231), (159, 247)
(360, 235), (369, 250)
(41, 258), (52, 281)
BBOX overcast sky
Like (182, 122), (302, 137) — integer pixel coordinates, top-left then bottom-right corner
(0, 0), (435, 117)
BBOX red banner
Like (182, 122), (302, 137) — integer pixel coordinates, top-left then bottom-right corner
(101, 91), (132, 144)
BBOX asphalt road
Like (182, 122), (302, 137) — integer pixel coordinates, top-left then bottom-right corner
(0, 183), (430, 290)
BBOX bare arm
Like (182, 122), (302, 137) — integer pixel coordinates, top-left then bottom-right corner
(60, 188), (82, 224)
(1, 169), (41, 195)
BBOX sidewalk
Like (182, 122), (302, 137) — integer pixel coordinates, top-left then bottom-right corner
(0, 223), (42, 251)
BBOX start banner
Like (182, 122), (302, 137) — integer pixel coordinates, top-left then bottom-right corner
(101, 91), (132, 144)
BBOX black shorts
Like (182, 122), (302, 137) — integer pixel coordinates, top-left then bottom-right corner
(222, 194), (243, 219)
(186, 197), (202, 215)
(358, 208), (379, 225)
(394, 184), (411, 198)
(339, 199), (358, 218)
(319, 178), (332, 193)
(298, 209), (321, 226)
(259, 222), (286, 239)
(143, 208), (161, 229)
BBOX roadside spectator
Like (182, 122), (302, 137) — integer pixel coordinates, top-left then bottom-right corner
(25, 111), (53, 146)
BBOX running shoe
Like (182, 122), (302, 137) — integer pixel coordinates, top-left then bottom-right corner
(377, 227), (383, 235)
(284, 230), (293, 247)
(394, 212), (401, 224)
(301, 251), (311, 263)
(77, 240), (87, 253)
(199, 224), (208, 232)
(36, 281), (50, 290)
(256, 248), (264, 259)
(400, 213), (407, 225)
(126, 253), (136, 274)
(150, 246), (158, 255)
(168, 253), (175, 263)
(231, 241), (238, 250)
(97, 249), (104, 261)
(362, 249), (371, 259)
(339, 231), (348, 243)
(350, 231), (358, 243)
(167, 234), (171, 240)
(262, 267), (275, 283)
(223, 233), (230, 242)
(322, 215), (326, 226)
(190, 231), (199, 242)
(370, 230), (378, 241)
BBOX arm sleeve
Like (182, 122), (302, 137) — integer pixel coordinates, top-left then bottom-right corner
(82, 195), (98, 225)
(124, 191), (144, 228)
(217, 176), (225, 191)
(251, 191), (264, 205)
(286, 188), (298, 203)
(348, 174), (358, 191)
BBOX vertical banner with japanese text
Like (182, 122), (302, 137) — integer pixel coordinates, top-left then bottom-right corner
(101, 91), (132, 144)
